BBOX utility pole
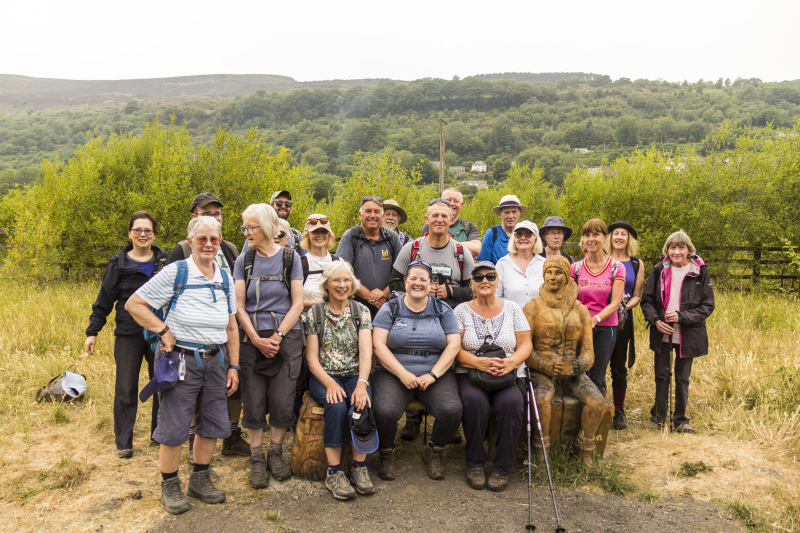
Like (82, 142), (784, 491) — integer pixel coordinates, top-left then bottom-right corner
(439, 119), (447, 196)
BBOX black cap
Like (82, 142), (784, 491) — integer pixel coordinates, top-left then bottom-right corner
(190, 192), (223, 213)
(607, 220), (638, 240)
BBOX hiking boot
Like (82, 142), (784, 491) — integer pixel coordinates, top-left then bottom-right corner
(325, 470), (356, 500)
(222, 428), (250, 456)
(378, 449), (396, 480)
(187, 470), (226, 504)
(117, 449), (133, 459)
(465, 466), (486, 490)
(648, 420), (666, 430)
(674, 422), (697, 434)
(267, 447), (291, 481)
(399, 420), (420, 441)
(188, 433), (195, 465)
(161, 477), (191, 515)
(248, 453), (269, 489)
(350, 465), (375, 495)
(423, 444), (445, 480)
(486, 471), (510, 492)
(612, 408), (627, 430)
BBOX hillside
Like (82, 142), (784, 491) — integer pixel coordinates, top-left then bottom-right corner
(0, 73), (401, 111)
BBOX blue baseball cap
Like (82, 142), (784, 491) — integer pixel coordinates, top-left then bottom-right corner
(349, 405), (379, 454)
(139, 354), (179, 402)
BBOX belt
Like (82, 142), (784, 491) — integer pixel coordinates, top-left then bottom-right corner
(174, 342), (224, 367)
(396, 350), (437, 357)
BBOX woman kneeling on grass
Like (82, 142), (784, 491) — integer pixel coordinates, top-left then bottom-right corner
(641, 230), (714, 434)
(126, 216), (239, 515)
(305, 261), (375, 500)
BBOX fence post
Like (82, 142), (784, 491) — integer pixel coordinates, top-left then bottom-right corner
(753, 246), (761, 286)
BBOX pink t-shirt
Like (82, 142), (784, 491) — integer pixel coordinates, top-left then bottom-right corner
(571, 256), (626, 327)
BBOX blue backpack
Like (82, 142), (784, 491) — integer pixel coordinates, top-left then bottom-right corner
(143, 260), (231, 353)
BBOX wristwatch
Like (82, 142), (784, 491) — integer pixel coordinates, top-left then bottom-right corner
(276, 331), (284, 339)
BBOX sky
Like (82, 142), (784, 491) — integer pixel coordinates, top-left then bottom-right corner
(3, 0), (799, 84)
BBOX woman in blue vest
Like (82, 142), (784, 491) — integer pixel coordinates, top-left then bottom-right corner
(604, 221), (645, 430)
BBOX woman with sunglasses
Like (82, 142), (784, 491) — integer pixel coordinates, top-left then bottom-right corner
(495, 220), (546, 309)
(274, 219), (291, 247)
(454, 261), (531, 492)
(233, 203), (304, 489)
(372, 261), (463, 482)
(300, 214), (340, 311)
(84, 210), (167, 459)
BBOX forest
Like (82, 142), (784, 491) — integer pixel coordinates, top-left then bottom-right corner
(1, 73), (799, 199)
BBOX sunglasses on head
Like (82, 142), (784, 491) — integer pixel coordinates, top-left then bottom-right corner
(472, 272), (498, 282)
(361, 196), (383, 205)
(428, 198), (451, 206)
(273, 200), (292, 208)
(307, 216), (329, 225)
(407, 260), (432, 273)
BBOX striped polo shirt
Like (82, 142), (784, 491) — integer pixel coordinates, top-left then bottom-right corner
(136, 255), (237, 345)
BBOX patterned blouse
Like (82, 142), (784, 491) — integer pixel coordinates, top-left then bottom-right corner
(303, 300), (372, 375)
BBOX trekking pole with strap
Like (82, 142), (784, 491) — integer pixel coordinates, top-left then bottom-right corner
(667, 332), (673, 432)
(526, 368), (566, 533)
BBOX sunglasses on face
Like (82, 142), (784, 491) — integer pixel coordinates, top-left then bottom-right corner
(130, 228), (154, 236)
(273, 200), (292, 208)
(195, 236), (221, 246)
(307, 216), (329, 225)
(472, 272), (498, 282)
(275, 231), (287, 239)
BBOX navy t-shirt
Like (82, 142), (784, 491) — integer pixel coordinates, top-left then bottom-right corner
(372, 296), (460, 376)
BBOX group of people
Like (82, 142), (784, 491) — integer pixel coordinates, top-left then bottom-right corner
(85, 188), (715, 514)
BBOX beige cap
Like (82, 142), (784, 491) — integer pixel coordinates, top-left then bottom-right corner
(303, 213), (333, 234)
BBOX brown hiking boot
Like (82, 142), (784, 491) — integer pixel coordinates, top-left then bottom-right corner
(187, 470), (226, 504)
(486, 471), (510, 492)
(423, 444), (445, 480)
(222, 428), (250, 456)
(267, 447), (291, 481)
(378, 449), (396, 480)
(465, 466), (486, 490)
(161, 477), (191, 515)
(248, 452), (269, 489)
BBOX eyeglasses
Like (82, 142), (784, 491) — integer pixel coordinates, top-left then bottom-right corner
(307, 216), (329, 225)
(200, 211), (222, 218)
(361, 196), (383, 205)
(195, 236), (221, 246)
(272, 200), (292, 208)
(130, 228), (154, 236)
(240, 225), (260, 234)
(428, 198), (452, 207)
(276, 231), (287, 239)
(472, 272), (498, 282)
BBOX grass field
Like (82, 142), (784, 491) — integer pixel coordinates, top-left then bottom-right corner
(0, 280), (798, 532)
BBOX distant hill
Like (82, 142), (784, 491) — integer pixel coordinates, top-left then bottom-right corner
(0, 74), (403, 111)
(472, 72), (603, 83)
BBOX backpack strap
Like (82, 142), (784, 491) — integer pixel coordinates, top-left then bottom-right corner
(301, 254), (309, 283)
(491, 225), (499, 244)
(631, 256), (640, 276)
(312, 301), (326, 338)
(169, 260), (189, 311)
(572, 259), (582, 282)
(410, 238), (422, 263)
(348, 300), (362, 331)
(283, 246), (294, 291)
(454, 242), (464, 274)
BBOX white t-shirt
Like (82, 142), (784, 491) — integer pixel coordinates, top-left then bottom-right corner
(454, 299), (530, 377)
(303, 252), (333, 302)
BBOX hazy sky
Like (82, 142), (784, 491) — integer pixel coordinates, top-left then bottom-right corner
(3, 0), (798, 83)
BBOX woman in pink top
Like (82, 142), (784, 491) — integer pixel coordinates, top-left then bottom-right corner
(570, 219), (625, 397)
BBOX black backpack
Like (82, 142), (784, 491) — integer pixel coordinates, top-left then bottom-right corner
(309, 299), (362, 337)
(350, 226), (397, 265)
(300, 253), (340, 283)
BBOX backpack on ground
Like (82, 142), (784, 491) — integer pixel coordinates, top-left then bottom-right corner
(143, 260), (231, 353)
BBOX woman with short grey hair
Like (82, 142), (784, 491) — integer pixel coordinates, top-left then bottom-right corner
(305, 261), (374, 500)
(234, 203), (304, 489)
(641, 230), (714, 434)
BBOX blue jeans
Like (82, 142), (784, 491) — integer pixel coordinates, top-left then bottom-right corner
(588, 326), (617, 397)
(308, 374), (372, 449)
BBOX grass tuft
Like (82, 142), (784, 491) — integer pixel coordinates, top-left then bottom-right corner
(678, 461), (714, 477)
(726, 500), (769, 531)
(263, 510), (283, 523)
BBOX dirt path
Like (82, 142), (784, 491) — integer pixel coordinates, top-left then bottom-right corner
(144, 455), (741, 533)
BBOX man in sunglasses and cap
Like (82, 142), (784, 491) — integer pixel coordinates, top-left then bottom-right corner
(477, 194), (526, 263)
(336, 196), (401, 318)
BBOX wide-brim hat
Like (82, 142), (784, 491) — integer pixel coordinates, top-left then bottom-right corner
(539, 216), (573, 241)
(492, 194), (527, 216)
(349, 405), (379, 454)
(303, 213), (333, 235)
(607, 220), (638, 240)
(382, 199), (407, 225)
(139, 354), (179, 402)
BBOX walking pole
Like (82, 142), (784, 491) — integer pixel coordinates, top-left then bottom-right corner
(525, 374), (536, 532)
(667, 333), (673, 432)
(527, 369), (566, 533)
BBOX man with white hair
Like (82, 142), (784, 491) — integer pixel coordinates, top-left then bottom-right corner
(421, 187), (481, 258)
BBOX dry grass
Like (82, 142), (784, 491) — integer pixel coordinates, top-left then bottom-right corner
(0, 280), (799, 531)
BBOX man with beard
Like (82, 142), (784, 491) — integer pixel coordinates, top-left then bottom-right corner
(382, 199), (412, 247)
(523, 256), (606, 472)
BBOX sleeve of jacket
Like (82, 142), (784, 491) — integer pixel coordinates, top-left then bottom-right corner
(389, 268), (405, 293)
(85, 258), (120, 336)
(679, 267), (715, 326)
(640, 265), (662, 325)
